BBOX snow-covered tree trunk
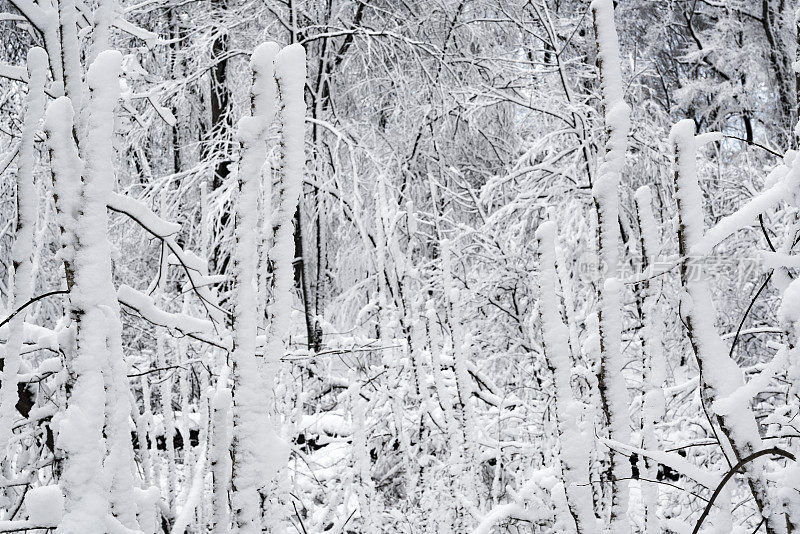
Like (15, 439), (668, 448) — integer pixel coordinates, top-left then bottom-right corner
(778, 280), (800, 531)
(535, 221), (596, 534)
(229, 41), (305, 533)
(671, 119), (781, 534)
(52, 50), (139, 534)
(423, 294), (465, 532)
(57, 0), (82, 111)
(155, 205), (177, 512)
(0, 48), (47, 458)
(230, 41), (279, 534)
(349, 375), (377, 532)
(261, 41), (306, 529)
(633, 186), (665, 534)
(590, 0), (632, 531)
(440, 236), (478, 519)
(211, 375), (232, 534)
(44, 92), (102, 532)
(142, 374), (161, 488)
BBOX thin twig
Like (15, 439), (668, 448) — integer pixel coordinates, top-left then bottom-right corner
(292, 502), (309, 534)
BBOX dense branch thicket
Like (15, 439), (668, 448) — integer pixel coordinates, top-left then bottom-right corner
(1, 0), (800, 533)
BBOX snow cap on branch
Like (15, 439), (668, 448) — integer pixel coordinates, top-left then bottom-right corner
(26, 47), (48, 76)
(250, 41), (280, 114)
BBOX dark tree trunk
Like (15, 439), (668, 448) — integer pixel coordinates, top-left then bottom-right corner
(208, 0), (233, 277)
(762, 0), (796, 145)
(293, 205), (320, 352)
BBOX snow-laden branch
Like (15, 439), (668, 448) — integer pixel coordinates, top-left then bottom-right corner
(117, 285), (215, 336)
(106, 193), (227, 327)
(472, 479), (552, 534)
(693, 152), (800, 256)
(107, 192), (182, 237)
(602, 438), (722, 490)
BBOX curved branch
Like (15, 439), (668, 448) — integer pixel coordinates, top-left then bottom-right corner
(728, 271), (773, 361)
(691, 447), (796, 534)
(0, 290), (69, 330)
